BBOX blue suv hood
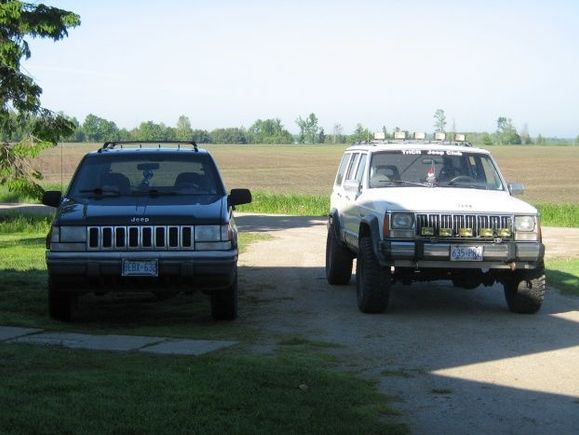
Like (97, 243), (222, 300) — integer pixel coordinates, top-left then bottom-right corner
(55, 195), (227, 226)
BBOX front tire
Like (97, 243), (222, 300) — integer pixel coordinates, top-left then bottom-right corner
(210, 273), (238, 320)
(325, 225), (353, 285)
(356, 236), (390, 313)
(503, 264), (546, 314)
(48, 275), (77, 322)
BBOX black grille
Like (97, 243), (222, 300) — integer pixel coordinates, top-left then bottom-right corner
(87, 226), (195, 250)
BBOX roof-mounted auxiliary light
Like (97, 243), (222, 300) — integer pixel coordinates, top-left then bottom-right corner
(414, 132), (426, 140)
(374, 132), (386, 140)
(434, 132), (446, 141)
(455, 133), (466, 142)
(394, 131), (407, 140)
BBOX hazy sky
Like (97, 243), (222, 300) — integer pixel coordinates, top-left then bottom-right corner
(23, 0), (579, 136)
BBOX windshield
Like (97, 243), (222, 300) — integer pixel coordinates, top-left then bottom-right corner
(68, 153), (225, 199)
(368, 150), (505, 191)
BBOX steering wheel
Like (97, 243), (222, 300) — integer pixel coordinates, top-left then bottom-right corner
(448, 175), (476, 184)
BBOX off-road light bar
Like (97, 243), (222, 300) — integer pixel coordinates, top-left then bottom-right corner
(434, 132), (446, 141)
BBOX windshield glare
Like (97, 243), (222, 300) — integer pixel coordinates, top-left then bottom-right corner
(68, 153), (225, 198)
(369, 150), (505, 190)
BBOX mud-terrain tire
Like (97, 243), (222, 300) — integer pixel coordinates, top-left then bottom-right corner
(325, 225), (353, 285)
(48, 275), (77, 322)
(211, 273), (238, 320)
(503, 264), (546, 314)
(356, 236), (390, 313)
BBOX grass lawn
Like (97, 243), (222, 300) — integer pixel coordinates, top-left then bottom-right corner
(546, 259), (579, 296)
(0, 344), (405, 434)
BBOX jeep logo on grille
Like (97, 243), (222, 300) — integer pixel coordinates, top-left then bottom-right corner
(130, 217), (149, 223)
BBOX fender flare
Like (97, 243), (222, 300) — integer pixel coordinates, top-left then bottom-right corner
(359, 215), (384, 261)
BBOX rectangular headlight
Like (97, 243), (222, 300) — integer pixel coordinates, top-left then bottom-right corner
(60, 226), (87, 242)
(515, 216), (536, 232)
(391, 212), (414, 229)
(195, 225), (221, 242)
(195, 225), (230, 242)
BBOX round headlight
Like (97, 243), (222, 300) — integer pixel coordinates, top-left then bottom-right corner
(391, 213), (414, 229)
(515, 216), (535, 232)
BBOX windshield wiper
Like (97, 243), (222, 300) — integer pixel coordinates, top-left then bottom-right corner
(387, 180), (432, 187)
(78, 188), (121, 197)
(133, 189), (178, 196)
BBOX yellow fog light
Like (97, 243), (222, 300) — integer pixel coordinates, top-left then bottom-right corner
(439, 228), (452, 237)
(479, 228), (494, 237)
(421, 227), (434, 236)
(497, 228), (511, 238)
(459, 228), (473, 237)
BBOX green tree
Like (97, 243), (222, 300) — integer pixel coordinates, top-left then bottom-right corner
(496, 116), (521, 145)
(575, 135), (579, 146)
(0, 1), (80, 197)
(295, 113), (320, 144)
(433, 109), (447, 133)
(350, 123), (371, 143)
(135, 121), (168, 141)
(248, 118), (292, 144)
(175, 115), (193, 141)
(481, 132), (494, 146)
(210, 127), (248, 144)
(82, 114), (119, 142)
(191, 129), (212, 144)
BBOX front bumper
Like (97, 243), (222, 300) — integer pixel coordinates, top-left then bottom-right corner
(47, 250), (237, 291)
(380, 240), (544, 269)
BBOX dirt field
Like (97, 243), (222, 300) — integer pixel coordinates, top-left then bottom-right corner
(33, 143), (579, 203)
(235, 214), (579, 434)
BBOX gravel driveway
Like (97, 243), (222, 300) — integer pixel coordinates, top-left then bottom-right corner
(236, 214), (579, 435)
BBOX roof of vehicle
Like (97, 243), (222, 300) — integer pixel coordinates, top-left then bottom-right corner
(345, 140), (490, 155)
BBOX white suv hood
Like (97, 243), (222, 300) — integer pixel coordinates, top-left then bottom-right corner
(363, 187), (537, 215)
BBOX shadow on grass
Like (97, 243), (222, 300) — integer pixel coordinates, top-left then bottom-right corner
(546, 268), (579, 296)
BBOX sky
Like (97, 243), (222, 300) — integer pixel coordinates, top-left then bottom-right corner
(23, 0), (579, 137)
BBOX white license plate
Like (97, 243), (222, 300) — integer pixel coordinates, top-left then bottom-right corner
(122, 259), (158, 277)
(450, 246), (483, 262)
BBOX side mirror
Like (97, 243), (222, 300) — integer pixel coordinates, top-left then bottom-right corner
(42, 191), (62, 208)
(508, 183), (525, 195)
(228, 188), (252, 207)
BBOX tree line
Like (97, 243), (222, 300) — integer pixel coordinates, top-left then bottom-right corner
(5, 109), (575, 146)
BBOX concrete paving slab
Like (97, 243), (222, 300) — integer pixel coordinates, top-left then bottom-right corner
(0, 326), (43, 342)
(140, 339), (238, 356)
(11, 332), (165, 352)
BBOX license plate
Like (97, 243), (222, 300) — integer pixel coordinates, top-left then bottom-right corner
(122, 259), (158, 277)
(450, 246), (483, 262)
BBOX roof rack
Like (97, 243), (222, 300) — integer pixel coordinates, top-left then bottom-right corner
(98, 140), (198, 152)
(352, 139), (474, 147)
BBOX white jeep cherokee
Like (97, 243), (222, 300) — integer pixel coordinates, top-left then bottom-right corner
(326, 135), (545, 314)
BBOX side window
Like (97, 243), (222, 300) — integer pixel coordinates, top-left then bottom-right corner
(355, 154), (367, 185)
(345, 153), (360, 181)
(335, 153), (351, 186)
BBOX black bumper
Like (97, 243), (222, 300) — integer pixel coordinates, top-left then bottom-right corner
(47, 250), (237, 291)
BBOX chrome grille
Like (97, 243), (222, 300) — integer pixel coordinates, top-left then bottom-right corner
(87, 226), (195, 250)
(416, 213), (513, 239)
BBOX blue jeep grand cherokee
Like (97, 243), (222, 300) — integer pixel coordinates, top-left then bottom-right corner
(42, 141), (251, 321)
